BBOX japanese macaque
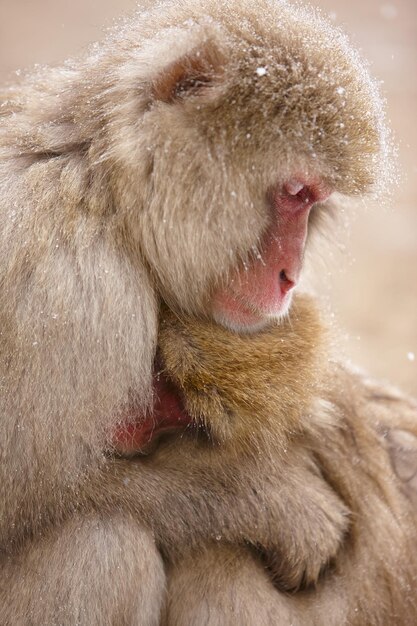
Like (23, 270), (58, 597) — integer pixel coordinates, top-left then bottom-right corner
(158, 305), (417, 626)
(0, 0), (415, 624)
(3, 299), (417, 626)
(161, 344), (417, 625)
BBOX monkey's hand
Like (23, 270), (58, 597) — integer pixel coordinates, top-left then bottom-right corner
(242, 452), (350, 592)
(95, 437), (350, 594)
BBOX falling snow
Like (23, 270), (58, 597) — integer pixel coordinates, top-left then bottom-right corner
(256, 66), (267, 77)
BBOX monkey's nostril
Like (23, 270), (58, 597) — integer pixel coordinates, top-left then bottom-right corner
(279, 270), (295, 295)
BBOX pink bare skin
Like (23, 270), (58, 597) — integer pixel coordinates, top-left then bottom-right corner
(211, 179), (331, 332)
(112, 179), (332, 455)
(112, 371), (191, 456)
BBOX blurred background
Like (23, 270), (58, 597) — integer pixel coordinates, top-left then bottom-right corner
(0, 0), (415, 394)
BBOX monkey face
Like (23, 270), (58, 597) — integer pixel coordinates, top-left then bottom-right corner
(210, 180), (332, 331)
(103, 0), (388, 335)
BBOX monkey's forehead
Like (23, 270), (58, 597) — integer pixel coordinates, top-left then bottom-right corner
(104, 0), (392, 196)
(113, 0), (374, 98)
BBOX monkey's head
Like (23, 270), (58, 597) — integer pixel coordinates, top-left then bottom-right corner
(114, 294), (326, 453)
(9, 0), (388, 333)
(93, 0), (389, 333)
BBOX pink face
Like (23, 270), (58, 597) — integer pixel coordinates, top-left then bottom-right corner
(210, 179), (332, 332)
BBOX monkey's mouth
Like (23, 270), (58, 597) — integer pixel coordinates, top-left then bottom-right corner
(212, 287), (294, 333)
(111, 366), (193, 457)
(211, 179), (332, 333)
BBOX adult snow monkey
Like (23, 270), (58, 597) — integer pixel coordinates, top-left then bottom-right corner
(2, 1), (416, 625)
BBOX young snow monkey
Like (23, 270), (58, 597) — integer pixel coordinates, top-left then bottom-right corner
(157, 297), (417, 625)
(1, 0), (417, 624)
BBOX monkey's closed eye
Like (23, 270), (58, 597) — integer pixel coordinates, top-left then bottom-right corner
(152, 44), (224, 104)
(173, 74), (212, 99)
(153, 62), (212, 103)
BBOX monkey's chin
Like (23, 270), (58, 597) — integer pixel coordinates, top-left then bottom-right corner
(211, 292), (293, 334)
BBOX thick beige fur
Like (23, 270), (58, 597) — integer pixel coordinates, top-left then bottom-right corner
(0, 0), (413, 625)
(147, 300), (417, 625)
(0, 0), (385, 544)
(3, 295), (417, 625)
(160, 334), (417, 625)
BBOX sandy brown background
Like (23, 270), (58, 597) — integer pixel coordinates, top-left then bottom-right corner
(0, 0), (415, 394)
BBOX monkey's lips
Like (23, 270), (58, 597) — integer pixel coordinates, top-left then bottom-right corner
(111, 370), (192, 456)
(212, 288), (293, 332)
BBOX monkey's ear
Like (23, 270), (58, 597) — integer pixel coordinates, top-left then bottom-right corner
(387, 429), (417, 504)
(151, 43), (225, 104)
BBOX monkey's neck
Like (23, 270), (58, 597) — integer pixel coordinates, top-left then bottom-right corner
(112, 370), (191, 456)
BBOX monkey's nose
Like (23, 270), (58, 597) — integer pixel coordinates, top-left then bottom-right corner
(279, 270), (295, 295)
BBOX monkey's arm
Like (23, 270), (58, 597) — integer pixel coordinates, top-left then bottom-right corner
(89, 298), (348, 590)
(4, 389), (416, 626)
(85, 437), (349, 592)
(137, 297), (348, 589)
(0, 152), (158, 546)
(3, 362), (416, 626)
